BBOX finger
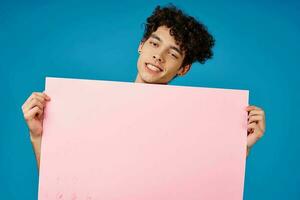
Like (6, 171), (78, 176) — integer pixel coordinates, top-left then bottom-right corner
(31, 94), (46, 104)
(29, 92), (50, 103)
(32, 92), (51, 102)
(24, 106), (43, 121)
(245, 105), (262, 111)
(248, 110), (264, 117)
(22, 92), (49, 110)
(42, 91), (51, 101)
(249, 125), (264, 138)
(248, 114), (266, 133)
(245, 105), (256, 111)
(247, 121), (257, 129)
(22, 93), (36, 109)
(247, 122), (258, 132)
(23, 94), (47, 111)
(24, 98), (44, 112)
(248, 115), (263, 124)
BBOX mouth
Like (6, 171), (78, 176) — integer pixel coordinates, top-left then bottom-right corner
(144, 62), (163, 73)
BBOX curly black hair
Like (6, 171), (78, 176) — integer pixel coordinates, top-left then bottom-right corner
(142, 5), (215, 68)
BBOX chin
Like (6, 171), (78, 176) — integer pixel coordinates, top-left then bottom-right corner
(141, 77), (159, 84)
(137, 63), (168, 84)
(144, 77), (168, 84)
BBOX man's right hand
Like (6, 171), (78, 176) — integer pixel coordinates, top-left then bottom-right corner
(22, 92), (51, 139)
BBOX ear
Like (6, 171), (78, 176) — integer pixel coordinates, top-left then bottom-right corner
(138, 42), (144, 53)
(177, 64), (192, 76)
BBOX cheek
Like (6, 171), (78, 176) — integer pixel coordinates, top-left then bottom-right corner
(137, 55), (145, 68)
(165, 60), (183, 73)
(162, 67), (179, 80)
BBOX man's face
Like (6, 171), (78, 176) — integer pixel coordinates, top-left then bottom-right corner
(136, 26), (190, 84)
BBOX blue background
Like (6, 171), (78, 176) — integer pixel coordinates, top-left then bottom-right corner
(1, 0), (299, 199)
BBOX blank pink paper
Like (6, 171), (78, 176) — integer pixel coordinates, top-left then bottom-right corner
(39, 77), (249, 200)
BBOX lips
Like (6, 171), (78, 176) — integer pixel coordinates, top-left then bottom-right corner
(145, 62), (163, 72)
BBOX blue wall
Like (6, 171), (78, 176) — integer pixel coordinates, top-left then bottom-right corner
(1, 0), (299, 199)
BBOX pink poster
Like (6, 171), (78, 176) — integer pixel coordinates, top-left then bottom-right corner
(39, 77), (249, 200)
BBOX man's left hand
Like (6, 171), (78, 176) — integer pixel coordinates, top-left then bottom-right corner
(245, 105), (266, 156)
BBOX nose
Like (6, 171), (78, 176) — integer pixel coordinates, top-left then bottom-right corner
(153, 55), (163, 63)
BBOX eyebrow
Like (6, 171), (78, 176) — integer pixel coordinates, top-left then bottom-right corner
(150, 34), (183, 56)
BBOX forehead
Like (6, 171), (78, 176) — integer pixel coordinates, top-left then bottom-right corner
(150, 26), (179, 46)
(149, 26), (184, 57)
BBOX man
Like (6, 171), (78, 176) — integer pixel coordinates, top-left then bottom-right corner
(22, 5), (266, 170)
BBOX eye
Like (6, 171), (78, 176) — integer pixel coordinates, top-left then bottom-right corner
(150, 41), (158, 47)
(170, 53), (178, 59)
